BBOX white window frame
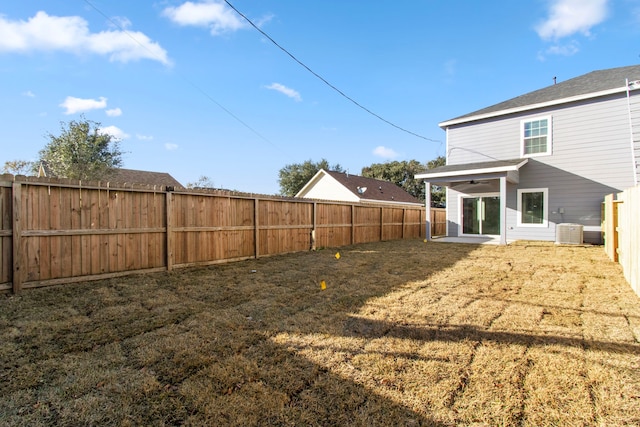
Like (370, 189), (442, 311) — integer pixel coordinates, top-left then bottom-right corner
(517, 188), (548, 227)
(520, 116), (552, 158)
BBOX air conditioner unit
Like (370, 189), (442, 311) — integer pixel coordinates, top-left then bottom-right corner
(556, 223), (583, 245)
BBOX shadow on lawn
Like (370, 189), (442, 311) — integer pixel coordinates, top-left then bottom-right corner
(1, 240), (482, 426)
(343, 316), (640, 355)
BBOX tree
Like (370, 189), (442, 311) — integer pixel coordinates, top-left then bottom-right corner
(38, 117), (124, 181)
(278, 159), (344, 196)
(426, 155), (445, 170)
(361, 160), (426, 201)
(186, 175), (215, 189)
(425, 155), (446, 206)
(2, 159), (36, 175)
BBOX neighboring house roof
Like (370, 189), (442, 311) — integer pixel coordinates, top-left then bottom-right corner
(108, 168), (183, 188)
(38, 162), (182, 188)
(441, 64), (640, 127)
(297, 169), (423, 206)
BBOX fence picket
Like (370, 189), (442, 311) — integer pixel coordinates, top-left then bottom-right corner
(1, 175), (439, 292)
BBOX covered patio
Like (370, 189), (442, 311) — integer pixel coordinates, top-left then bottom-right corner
(416, 158), (529, 245)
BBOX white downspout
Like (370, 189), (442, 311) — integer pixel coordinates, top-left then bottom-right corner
(626, 78), (639, 186)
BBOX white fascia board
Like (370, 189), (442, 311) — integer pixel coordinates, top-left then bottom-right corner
(439, 86), (627, 128)
(415, 159), (528, 180)
(295, 169), (328, 197)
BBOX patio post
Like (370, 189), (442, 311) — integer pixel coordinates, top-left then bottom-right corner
(425, 181), (432, 241)
(500, 176), (507, 245)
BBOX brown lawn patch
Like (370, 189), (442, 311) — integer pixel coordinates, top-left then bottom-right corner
(1, 240), (639, 426)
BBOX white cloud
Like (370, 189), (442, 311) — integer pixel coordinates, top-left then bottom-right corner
(265, 83), (302, 102)
(99, 125), (130, 140)
(163, 1), (246, 35)
(546, 41), (580, 56)
(106, 107), (122, 117)
(373, 146), (399, 159)
(0, 11), (170, 65)
(443, 59), (457, 78)
(108, 16), (132, 31)
(22, 90), (35, 97)
(136, 134), (154, 141)
(255, 13), (274, 28)
(536, 0), (608, 40)
(60, 96), (107, 114)
(165, 143), (179, 151)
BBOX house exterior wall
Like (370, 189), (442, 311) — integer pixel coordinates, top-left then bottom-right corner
(299, 175), (360, 202)
(444, 91), (638, 243)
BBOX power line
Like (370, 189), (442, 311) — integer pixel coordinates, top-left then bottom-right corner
(223, 0), (440, 143)
(82, 0), (277, 148)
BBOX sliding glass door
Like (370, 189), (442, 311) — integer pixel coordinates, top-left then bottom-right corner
(462, 195), (500, 236)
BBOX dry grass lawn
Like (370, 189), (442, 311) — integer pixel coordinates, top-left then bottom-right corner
(1, 239), (639, 426)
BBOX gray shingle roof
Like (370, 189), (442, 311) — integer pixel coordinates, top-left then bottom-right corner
(108, 168), (183, 188)
(38, 162), (182, 188)
(324, 170), (422, 205)
(444, 64), (640, 124)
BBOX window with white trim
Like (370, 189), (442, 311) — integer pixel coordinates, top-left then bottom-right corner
(517, 188), (548, 227)
(521, 116), (551, 157)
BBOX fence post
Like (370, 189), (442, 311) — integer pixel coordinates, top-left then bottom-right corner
(351, 204), (355, 244)
(311, 202), (317, 250)
(254, 198), (260, 259)
(380, 207), (384, 241)
(12, 181), (23, 293)
(603, 194), (618, 262)
(165, 190), (174, 271)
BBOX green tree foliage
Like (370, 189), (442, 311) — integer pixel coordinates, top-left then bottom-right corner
(1, 159), (36, 175)
(38, 117), (124, 181)
(278, 158), (344, 196)
(361, 159), (427, 201)
(360, 156), (446, 205)
(426, 155), (445, 170)
(425, 155), (446, 206)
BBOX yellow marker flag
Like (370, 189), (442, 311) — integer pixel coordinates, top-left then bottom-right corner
(320, 280), (327, 290)
(335, 252), (341, 260)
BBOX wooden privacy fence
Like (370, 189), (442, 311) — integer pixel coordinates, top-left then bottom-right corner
(602, 185), (640, 297)
(0, 175), (435, 293)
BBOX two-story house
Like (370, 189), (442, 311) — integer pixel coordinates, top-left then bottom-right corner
(416, 65), (640, 244)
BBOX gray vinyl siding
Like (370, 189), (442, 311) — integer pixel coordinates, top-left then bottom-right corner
(446, 187), (458, 236)
(444, 92), (637, 243)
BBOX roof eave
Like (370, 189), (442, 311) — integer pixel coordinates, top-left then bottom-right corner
(415, 159), (528, 180)
(439, 86), (628, 128)
(295, 169), (328, 198)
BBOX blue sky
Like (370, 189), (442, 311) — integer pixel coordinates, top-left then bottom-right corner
(1, 0), (639, 194)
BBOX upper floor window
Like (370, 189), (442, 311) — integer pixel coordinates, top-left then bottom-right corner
(521, 116), (552, 157)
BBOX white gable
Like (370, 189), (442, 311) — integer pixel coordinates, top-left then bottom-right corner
(297, 172), (360, 202)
